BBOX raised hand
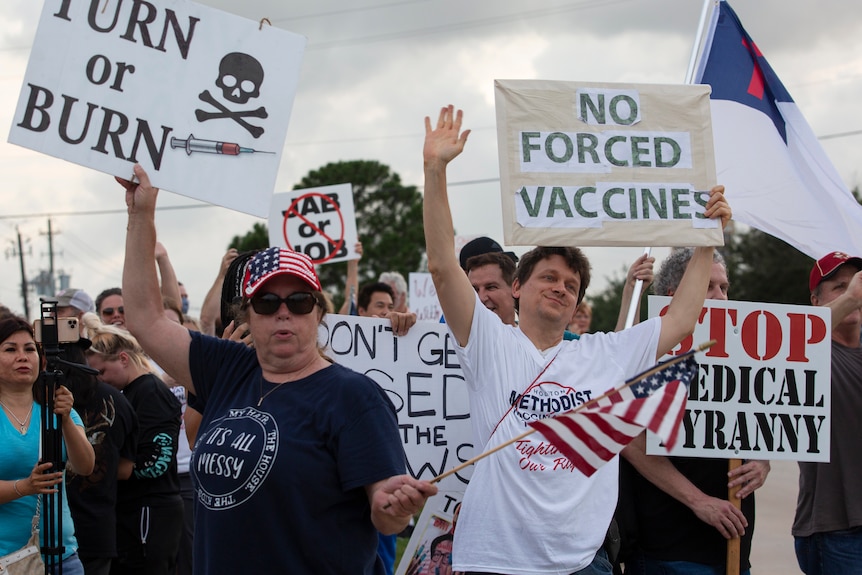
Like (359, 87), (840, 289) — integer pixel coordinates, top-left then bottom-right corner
(424, 105), (470, 168)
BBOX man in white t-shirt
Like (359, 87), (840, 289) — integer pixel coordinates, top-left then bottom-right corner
(421, 105), (732, 575)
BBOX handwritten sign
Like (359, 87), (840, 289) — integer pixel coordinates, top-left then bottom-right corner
(8, 0), (305, 217)
(268, 183), (358, 264)
(409, 272), (443, 322)
(646, 297), (831, 462)
(495, 80), (721, 247)
(319, 316), (473, 490)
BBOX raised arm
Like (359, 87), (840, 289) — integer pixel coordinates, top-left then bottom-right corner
(656, 186), (731, 357)
(614, 252), (655, 332)
(118, 164), (193, 392)
(423, 105), (474, 346)
(338, 242), (363, 315)
(155, 241), (181, 305)
(824, 268), (862, 327)
(199, 248), (239, 336)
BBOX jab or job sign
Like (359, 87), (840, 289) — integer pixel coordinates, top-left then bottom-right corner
(646, 297), (831, 462)
(8, 0), (305, 217)
(495, 80), (722, 247)
(268, 183), (359, 265)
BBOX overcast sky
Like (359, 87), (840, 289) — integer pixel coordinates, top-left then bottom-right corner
(1, 0), (860, 319)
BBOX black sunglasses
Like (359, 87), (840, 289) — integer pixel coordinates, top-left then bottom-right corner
(250, 292), (317, 316)
(101, 306), (124, 316)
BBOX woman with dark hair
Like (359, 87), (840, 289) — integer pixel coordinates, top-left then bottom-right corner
(116, 164), (437, 575)
(0, 316), (95, 573)
(95, 288), (125, 328)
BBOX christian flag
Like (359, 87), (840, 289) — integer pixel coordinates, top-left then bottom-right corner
(528, 355), (698, 477)
(695, 1), (862, 260)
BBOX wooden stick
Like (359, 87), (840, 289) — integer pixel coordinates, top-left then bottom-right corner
(726, 458), (742, 575)
(429, 340), (716, 484)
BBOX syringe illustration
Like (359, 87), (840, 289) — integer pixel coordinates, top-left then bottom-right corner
(171, 134), (274, 156)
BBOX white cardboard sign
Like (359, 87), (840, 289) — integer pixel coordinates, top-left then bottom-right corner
(319, 316), (474, 491)
(9, 0), (305, 217)
(268, 183), (359, 265)
(646, 297), (831, 462)
(495, 80), (722, 247)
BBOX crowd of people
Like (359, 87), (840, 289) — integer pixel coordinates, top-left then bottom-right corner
(0, 105), (859, 575)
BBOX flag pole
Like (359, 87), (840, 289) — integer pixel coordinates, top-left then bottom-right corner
(429, 341), (715, 485)
(623, 0), (717, 330)
(685, 5), (742, 574)
(686, 0), (718, 84)
(624, 247), (651, 329)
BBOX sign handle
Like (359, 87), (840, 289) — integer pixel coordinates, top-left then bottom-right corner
(624, 247), (652, 329)
(725, 458), (742, 575)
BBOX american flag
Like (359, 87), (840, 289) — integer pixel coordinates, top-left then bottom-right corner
(528, 354), (698, 477)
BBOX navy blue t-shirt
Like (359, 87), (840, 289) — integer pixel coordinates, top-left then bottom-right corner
(188, 331), (406, 575)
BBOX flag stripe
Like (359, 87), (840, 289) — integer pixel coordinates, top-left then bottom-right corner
(528, 355), (698, 476)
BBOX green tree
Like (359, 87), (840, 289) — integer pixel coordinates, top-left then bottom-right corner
(227, 160), (425, 309)
(294, 161), (424, 308)
(587, 268), (651, 333)
(722, 186), (860, 305)
(228, 222), (269, 252)
(722, 230), (813, 306)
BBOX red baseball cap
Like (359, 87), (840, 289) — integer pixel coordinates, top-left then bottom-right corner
(809, 251), (862, 292)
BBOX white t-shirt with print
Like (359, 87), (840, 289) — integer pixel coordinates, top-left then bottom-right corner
(451, 294), (660, 575)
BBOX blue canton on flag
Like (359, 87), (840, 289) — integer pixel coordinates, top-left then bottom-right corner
(698, 2), (792, 141)
(529, 355), (698, 477)
(693, 0), (862, 260)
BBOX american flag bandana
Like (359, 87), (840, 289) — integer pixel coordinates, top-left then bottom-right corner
(243, 247), (322, 296)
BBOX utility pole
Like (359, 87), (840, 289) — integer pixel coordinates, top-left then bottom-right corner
(15, 227), (31, 319)
(40, 218), (61, 296)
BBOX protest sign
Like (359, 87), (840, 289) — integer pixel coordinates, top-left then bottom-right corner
(495, 80), (722, 247)
(646, 297), (831, 462)
(409, 272), (443, 322)
(8, 0), (305, 217)
(395, 491), (462, 575)
(319, 316), (474, 491)
(268, 183), (358, 264)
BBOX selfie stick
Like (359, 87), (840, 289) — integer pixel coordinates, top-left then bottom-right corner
(38, 300), (66, 574)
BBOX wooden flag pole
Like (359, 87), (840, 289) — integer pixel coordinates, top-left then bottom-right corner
(429, 341), (715, 485)
(726, 458), (743, 575)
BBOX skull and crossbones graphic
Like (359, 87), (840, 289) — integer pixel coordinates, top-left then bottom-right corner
(195, 52), (268, 139)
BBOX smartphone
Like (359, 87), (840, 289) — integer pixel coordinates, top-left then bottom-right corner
(33, 317), (80, 344)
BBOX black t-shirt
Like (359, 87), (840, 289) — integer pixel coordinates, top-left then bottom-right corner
(188, 331), (407, 575)
(66, 382), (138, 556)
(118, 373), (182, 508)
(620, 456), (755, 568)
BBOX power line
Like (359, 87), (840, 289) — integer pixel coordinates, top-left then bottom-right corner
(273, 0), (431, 22)
(0, 176), (505, 221)
(2, 116), (859, 222)
(0, 203), (215, 220)
(306, 0), (627, 50)
(819, 129), (862, 141)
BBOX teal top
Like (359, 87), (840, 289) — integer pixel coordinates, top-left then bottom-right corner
(0, 404), (83, 560)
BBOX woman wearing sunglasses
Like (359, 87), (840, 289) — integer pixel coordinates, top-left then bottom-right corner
(115, 165), (436, 575)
